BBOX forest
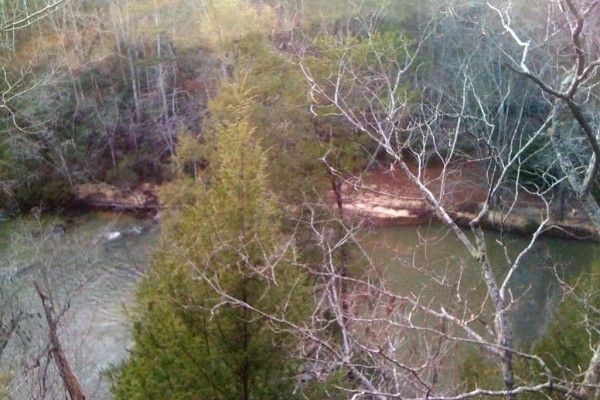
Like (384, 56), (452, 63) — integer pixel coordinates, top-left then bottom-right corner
(1, 0), (600, 399)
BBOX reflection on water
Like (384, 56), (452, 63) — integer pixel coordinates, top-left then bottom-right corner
(0, 213), (597, 398)
(360, 224), (598, 347)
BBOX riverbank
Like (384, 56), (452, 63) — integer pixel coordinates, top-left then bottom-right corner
(67, 162), (598, 241)
(340, 161), (599, 241)
(72, 182), (160, 212)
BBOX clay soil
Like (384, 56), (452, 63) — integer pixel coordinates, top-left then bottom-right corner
(341, 160), (598, 241)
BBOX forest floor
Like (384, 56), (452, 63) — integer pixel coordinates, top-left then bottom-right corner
(341, 160), (598, 241)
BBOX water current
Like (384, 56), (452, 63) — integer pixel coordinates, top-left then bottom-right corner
(0, 212), (160, 399)
(0, 213), (597, 399)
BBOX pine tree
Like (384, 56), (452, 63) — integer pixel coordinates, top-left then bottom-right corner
(113, 85), (308, 400)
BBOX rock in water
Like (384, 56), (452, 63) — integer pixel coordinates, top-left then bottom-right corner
(104, 231), (122, 241)
(126, 226), (143, 235)
(51, 224), (66, 237)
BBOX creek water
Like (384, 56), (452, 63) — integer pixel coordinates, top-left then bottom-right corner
(0, 211), (160, 399)
(0, 213), (597, 399)
(360, 224), (598, 346)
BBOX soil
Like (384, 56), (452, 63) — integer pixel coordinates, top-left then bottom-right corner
(340, 160), (599, 241)
(72, 182), (160, 212)
(71, 161), (599, 241)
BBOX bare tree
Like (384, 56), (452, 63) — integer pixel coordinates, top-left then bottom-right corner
(0, 0), (70, 108)
(486, 0), (600, 235)
(33, 281), (86, 400)
(480, 4), (600, 396)
(280, 2), (600, 399)
(0, 0), (68, 35)
(0, 218), (90, 400)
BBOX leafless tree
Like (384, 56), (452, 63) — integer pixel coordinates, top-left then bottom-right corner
(275, 2), (600, 399)
(486, 0), (600, 235)
(0, 0), (69, 106)
(0, 0), (68, 36)
(33, 280), (86, 400)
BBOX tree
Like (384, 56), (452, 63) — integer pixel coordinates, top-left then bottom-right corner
(485, 0), (600, 234)
(199, 0), (276, 79)
(33, 280), (86, 400)
(0, 0), (74, 209)
(0, 0), (67, 35)
(113, 84), (308, 400)
(291, 2), (600, 399)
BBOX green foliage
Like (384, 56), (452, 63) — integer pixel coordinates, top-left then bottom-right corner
(0, 160), (73, 211)
(507, 132), (560, 191)
(459, 348), (504, 393)
(105, 157), (139, 186)
(308, 31), (411, 110)
(171, 130), (204, 179)
(200, 0), (276, 57)
(532, 268), (600, 385)
(113, 86), (309, 399)
(274, 0), (413, 34)
(206, 36), (327, 208)
(305, 30), (417, 173)
(0, 371), (11, 400)
(295, 368), (356, 400)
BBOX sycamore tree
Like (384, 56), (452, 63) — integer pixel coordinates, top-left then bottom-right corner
(291, 2), (600, 399)
(484, 0), (600, 234)
(113, 84), (309, 400)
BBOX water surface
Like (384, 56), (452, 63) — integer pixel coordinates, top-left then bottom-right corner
(360, 224), (597, 346)
(0, 212), (159, 399)
(0, 214), (596, 398)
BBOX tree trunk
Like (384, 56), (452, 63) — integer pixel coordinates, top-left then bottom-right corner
(580, 343), (600, 400)
(550, 108), (600, 238)
(33, 281), (86, 400)
(473, 228), (516, 400)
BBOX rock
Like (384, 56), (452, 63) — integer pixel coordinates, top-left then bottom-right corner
(73, 182), (160, 211)
(104, 231), (122, 241)
(51, 224), (66, 237)
(126, 226), (143, 235)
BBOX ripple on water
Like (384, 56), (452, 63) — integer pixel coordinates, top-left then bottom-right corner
(0, 211), (160, 400)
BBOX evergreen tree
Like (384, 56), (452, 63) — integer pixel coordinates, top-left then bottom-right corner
(113, 85), (308, 400)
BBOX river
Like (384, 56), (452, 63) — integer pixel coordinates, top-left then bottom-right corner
(0, 211), (160, 399)
(0, 213), (597, 399)
(360, 224), (598, 346)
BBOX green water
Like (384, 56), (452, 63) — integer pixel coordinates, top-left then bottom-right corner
(360, 224), (598, 347)
(0, 213), (597, 398)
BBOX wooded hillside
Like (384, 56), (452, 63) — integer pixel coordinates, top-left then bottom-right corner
(2, 1), (600, 399)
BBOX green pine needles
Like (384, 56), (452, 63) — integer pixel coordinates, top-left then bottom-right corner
(112, 84), (309, 400)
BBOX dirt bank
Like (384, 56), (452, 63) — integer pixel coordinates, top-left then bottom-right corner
(340, 162), (598, 241)
(71, 165), (598, 241)
(73, 183), (160, 212)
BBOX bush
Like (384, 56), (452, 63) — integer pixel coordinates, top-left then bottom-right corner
(10, 174), (74, 211)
